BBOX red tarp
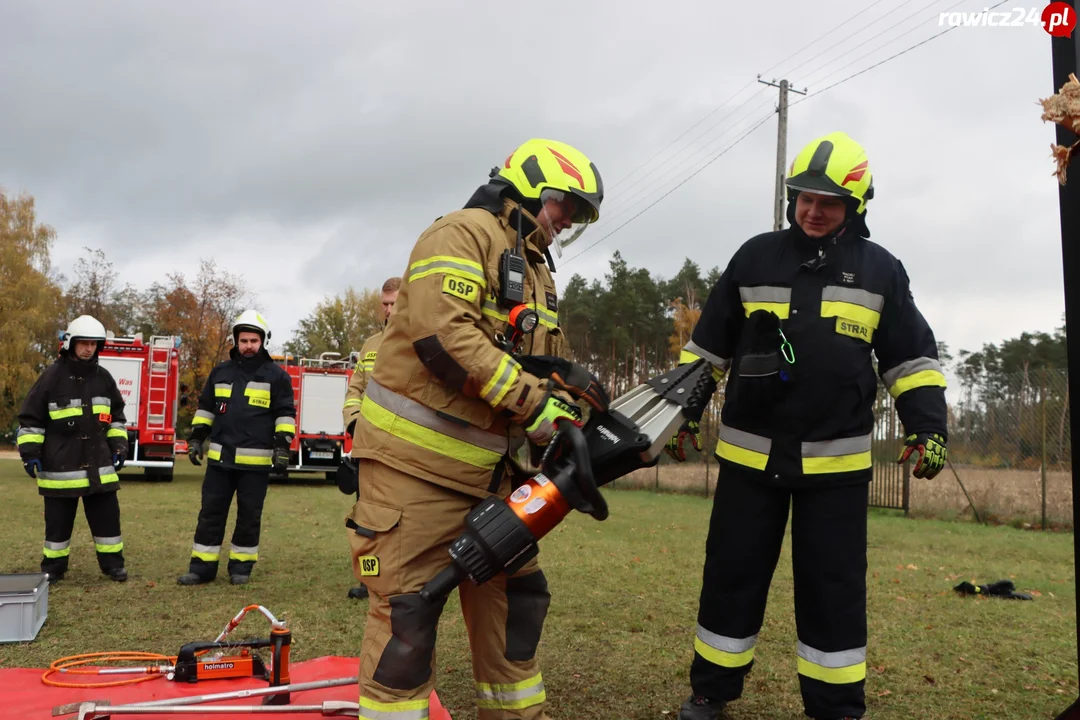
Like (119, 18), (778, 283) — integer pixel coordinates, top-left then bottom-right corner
(3, 656), (452, 719)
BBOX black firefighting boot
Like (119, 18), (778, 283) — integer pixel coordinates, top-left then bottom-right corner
(678, 694), (726, 719)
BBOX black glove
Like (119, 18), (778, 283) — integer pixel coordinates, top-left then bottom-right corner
(516, 356), (610, 413)
(23, 458), (42, 479)
(272, 445), (290, 472)
(336, 456), (359, 495)
(346, 419), (357, 438)
(953, 579), (1033, 600)
(898, 432), (947, 479)
(188, 439), (204, 466)
(112, 451), (126, 472)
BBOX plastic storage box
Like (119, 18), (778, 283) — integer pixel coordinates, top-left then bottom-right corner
(0, 573), (48, 643)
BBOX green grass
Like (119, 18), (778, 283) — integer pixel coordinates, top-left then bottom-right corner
(0, 459), (1075, 719)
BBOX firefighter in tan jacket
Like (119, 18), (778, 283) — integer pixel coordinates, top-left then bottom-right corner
(341, 276), (400, 600)
(347, 139), (604, 720)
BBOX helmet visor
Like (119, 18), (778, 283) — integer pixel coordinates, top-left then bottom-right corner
(538, 189), (596, 257)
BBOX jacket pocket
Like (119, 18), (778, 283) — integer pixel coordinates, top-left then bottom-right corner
(346, 500), (403, 596)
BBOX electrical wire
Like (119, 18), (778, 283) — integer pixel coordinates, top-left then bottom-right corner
(561, 111), (776, 267)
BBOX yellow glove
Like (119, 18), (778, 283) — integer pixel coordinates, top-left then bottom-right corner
(524, 390), (582, 446)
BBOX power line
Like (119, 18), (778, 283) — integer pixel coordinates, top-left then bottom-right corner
(562, 111), (776, 267)
(759, 0), (896, 77)
(607, 0), (928, 195)
(790, 0), (1011, 106)
(593, 92), (777, 225)
(595, 0), (959, 226)
(772, 0), (921, 82)
(795, 0), (973, 90)
(607, 79), (760, 193)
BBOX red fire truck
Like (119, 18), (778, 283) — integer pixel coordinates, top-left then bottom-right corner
(272, 352), (356, 481)
(95, 334), (185, 481)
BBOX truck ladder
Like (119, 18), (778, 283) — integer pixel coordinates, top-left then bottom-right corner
(146, 336), (174, 429)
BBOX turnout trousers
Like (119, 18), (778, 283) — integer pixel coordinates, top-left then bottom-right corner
(346, 459), (551, 720)
(42, 491), (125, 577)
(690, 464), (870, 720)
(187, 465), (270, 580)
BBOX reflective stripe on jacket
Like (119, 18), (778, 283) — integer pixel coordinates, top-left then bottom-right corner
(686, 228), (947, 483)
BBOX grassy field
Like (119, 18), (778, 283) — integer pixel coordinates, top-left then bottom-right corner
(0, 458), (1075, 719)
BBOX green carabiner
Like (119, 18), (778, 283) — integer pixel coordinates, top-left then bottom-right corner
(778, 328), (796, 364)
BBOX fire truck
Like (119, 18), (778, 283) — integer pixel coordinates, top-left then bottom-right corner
(272, 352), (357, 481)
(93, 334), (185, 482)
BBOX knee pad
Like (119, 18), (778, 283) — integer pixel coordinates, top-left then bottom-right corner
(505, 569), (551, 662)
(373, 593), (447, 690)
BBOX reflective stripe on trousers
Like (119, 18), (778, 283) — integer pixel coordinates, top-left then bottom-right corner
(694, 624), (756, 668)
(358, 696), (429, 719)
(796, 641), (867, 684)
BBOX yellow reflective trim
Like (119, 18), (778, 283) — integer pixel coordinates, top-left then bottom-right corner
(802, 451), (872, 474)
(99, 473), (119, 484)
(475, 673), (546, 710)
(679, 350), (702, 364)
(192, 415), (214, 426)
(215, 387), (232, 397)
(343, 399), (362, 408)
(95, 542), (124, 553)
(234, 454), (273, 466)
(694, 636), (755, 668)
(358, 696), (430, 712)
(229, 552), (258, 562)
(43, 547), (70, 559)
(481, 354), (520, 407)
(92, 405), (110, 415)
(715, 439), (769, 471)
(244, 388), (271, 400)
(482, 304), (509, 323)
(409, 255), (487, 286)
(476, 691), (547, 711)
(275, 423), (296, 434)
(889, 369), (948, 399)
(360, 396), (501, 469)
(49, 407), (83, 420)
(192, 550), (219, 562)
(742, 301), (790, 319)
(820, 301), (880, 329)
(17, 434), (45, 445)
(797, 657), (866, 684)
(207, 447), (222, 460)
(107, 428), (127, 438)
(38, 478), (91, 490)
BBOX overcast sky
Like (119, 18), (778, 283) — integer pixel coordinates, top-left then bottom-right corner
(0, 1), (1068, 386)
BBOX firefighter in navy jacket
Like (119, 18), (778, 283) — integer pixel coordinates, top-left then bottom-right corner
(17, 315), (129, 583)
(177, 310), (296, 586)
(670, 132), (948, 720)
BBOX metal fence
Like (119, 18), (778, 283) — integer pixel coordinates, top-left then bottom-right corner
(609, 368), (1072, 527)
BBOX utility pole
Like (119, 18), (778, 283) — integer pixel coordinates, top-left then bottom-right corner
(758, 76), (807, 231)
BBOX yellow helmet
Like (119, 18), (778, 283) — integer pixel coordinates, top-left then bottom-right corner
(786, 132), (874, 215)
(491, 139), (604, 256)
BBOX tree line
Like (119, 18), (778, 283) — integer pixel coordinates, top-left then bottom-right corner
(1, 187), (1068, 463)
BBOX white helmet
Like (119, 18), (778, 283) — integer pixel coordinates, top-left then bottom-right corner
(62, 315), (107, 351)
(232, 309), (271, 343)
